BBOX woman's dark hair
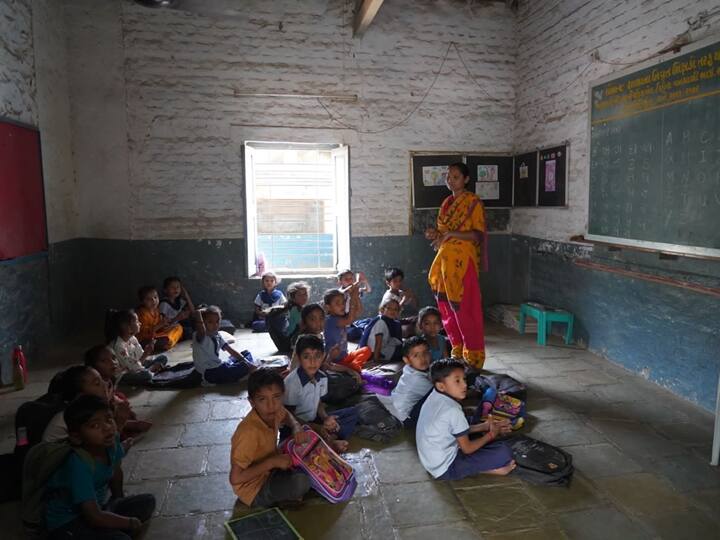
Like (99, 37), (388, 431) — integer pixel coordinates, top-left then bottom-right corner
(430, 358), (465, 383)
(448, 161), (470, 178)
(247, 368), (285, 399)
(55, 365), (94, 402)
(64, 394), (112, 434)
(402, 335), (427, 357)
(384, 267), (404, 282)
(84, 345), (112, 369)
(163, 276), (182, 289)
(295, 334), (325, 357)
(105, 309), (136, 344)
(300, 302), (325, 323)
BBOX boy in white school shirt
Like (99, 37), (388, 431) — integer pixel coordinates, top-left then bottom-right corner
(416, 358), (516, 480)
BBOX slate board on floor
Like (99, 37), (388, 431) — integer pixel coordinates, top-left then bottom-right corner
(225, 507), (302, 540)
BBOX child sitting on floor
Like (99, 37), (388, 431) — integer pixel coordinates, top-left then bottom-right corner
(43, 366), (112, 443)
(84, 345), (152, 437)
(107, 309), (168, 386)
(324, 287), (372, 372)
(268, 281), (310, 354)
(284, 335), (358, 453)
(192, 306), (256, 384)
(252, 271), (286, 333)
(381, 267), (417, 311)
(136, 286), (183, 352)
(388, 336), (433, 429)
(43, 395), (155, 539)
(158, 276), (195, 339)
(229, 369), (311, 508)
(360, 298), (403, 363)
(416, 358), (515, 480)
(417, 306), (450, 364)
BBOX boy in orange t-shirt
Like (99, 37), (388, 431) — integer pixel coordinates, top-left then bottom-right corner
(229, 369), (311, 507)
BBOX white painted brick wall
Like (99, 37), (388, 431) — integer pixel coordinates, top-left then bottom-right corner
(512, 0), (720, 242)
(102, 0), (517, 239)
(33, 0), (78, 243)
(0, 0), (35, 125)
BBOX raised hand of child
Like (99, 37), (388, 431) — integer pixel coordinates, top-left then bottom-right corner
(326, 344), (340, 362)
(323, 415), (340, 433)
(270, 454), (293, 470)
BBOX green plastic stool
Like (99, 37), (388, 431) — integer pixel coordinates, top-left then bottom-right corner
(519, 302), (574, 346)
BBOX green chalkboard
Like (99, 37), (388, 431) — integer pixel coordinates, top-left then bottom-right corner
(587, 38), (720, 257)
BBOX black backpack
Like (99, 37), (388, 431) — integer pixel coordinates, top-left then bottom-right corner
(322, 371), (360, 405)
(508, 435), (574, 487)
(141, 362), (202, 389)
(353, 396), (402, 444)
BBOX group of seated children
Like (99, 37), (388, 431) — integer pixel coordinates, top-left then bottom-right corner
(228, 266), (516, 508)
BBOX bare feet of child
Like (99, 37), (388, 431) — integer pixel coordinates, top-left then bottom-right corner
(330, 439), (349, 453)
(485, 459), (517, 476)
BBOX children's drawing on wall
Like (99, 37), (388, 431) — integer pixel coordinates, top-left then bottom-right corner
(477, 165), (498, 183)
(545, 159), (556, 192)
(476, 181), (500, 200)
(422, 166), (448, 187)
(519, 162), (528, 179)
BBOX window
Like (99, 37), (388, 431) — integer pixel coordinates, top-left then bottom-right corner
(244, 142), (350, 276)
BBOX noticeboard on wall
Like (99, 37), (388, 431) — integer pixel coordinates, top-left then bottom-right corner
(538, 144), (568, 207)
(411, 153), (513, 209)
(512, 151), (538, 207)
(0, 119), (47, 260)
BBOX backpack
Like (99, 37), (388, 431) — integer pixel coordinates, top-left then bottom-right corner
(474, 374), (527, 401)
(508, 435), (574, 487)
(15, 393), (67, 448)
(21, 441), (94, 535)
(281, 426), (356, 503)
(145, 361), (202, 389)
(353, 395), (402, 443)
(322, 371), (360, 405)
(346, 318), (373, 342)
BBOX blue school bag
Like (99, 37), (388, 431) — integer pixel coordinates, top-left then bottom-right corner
(358, 315), (402, 348)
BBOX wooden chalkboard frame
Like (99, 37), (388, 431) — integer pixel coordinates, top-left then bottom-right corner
(585, 35), (720, 258)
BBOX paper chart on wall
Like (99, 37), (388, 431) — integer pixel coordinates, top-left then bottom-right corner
(477, 165), (498, 182)
(422, 166), (448, 187)
(545, 160), (556, 192)
(519, 162), (529, 179)
(476, 181), (500, 200)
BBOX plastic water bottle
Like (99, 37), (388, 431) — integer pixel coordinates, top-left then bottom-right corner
(12, 346), (26, 390)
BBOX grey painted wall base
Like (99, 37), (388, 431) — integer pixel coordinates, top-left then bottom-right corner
(511, 235), (720, 412)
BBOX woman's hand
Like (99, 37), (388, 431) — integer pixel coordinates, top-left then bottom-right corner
(431, 232), (451, 251)
(424, 227), (439, 241)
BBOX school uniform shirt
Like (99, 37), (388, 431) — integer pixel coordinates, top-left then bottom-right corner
(283, 366), (328, 422)
(416, 389), (470, 478)
(45, 435), (125, 530)
(42, 412), (68, 443)
(390, 365), (433, 421)
(426, 334), (449, 364)
(253, 289), (287, 310)
(324, 315), (348, 361)
(191, 332), (228, 374)
(366, 318), (402, 359)
(230, 409), (282, 506)
(159, 296), (187, 320)
(110, 336), (145, 372)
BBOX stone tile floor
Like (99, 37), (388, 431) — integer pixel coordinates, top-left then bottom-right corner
(1, 322), (719, 539)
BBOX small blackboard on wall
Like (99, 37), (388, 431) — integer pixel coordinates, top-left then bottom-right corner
(411, 154), (463, 209)
(466, 155), (513, 208)
(538, 144), (567, 207)
(513, 151), (538, 207)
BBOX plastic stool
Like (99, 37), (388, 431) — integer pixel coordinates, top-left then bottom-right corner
(519, 302), (574, 346)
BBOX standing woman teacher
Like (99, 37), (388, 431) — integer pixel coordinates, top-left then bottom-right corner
(425, 162), (487, 369)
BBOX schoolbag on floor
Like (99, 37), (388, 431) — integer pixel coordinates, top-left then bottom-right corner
(508, 435), (574, 487)
(322, 371), (360, 405)
(21, 441), (93, 535)
(475, 374), (527, 401)
(281, 426), (356, 503)
(145, 361), (202, 389)
(353, 395), (402, 443)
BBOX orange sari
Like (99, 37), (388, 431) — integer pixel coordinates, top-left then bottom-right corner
(428, 190), (486, 368)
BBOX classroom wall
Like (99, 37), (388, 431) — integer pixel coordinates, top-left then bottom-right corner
(511, 0), (720, 410)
